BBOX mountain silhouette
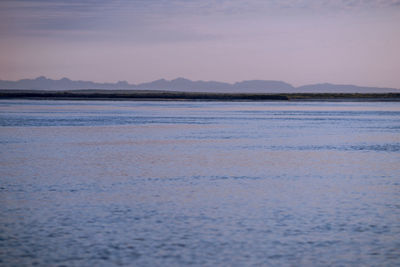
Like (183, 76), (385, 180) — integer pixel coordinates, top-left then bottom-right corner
(0, 76), (398, 93)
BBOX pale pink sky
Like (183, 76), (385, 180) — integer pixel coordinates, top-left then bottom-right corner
(1, 0), (400, 87)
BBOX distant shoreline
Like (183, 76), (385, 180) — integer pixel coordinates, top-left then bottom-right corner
(1, 90), (400, 102)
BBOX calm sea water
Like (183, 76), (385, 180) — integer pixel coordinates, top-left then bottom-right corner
(0, 100), (399, 266)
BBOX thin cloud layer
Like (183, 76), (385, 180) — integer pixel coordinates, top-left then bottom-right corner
(2, 0), (400, 38)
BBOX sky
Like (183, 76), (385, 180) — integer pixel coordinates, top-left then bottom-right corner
(1, 0), (400, 88)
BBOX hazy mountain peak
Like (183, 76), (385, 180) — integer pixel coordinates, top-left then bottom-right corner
(117, 81), (129, 85)
(0, 77), (398, 93)
(172, 77), (189, 81)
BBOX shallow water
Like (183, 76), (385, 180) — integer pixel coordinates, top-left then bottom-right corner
(0, 100), (399, 266)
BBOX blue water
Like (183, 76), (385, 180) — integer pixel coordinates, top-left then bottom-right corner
(0, 100), (399, 266)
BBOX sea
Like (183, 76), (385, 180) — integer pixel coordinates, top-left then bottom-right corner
(0, 100), (399, 266)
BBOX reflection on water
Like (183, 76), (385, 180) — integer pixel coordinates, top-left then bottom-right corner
(0, 100), (400, 266)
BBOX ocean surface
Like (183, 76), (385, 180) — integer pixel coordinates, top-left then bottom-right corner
(0, 100), (399, 266)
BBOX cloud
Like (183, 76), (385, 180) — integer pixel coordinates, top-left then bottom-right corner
(1, 0), (399, 44)
(3, 0), (399, 34)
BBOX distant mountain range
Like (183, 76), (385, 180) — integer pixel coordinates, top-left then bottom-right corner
(0, 76), (398, 93)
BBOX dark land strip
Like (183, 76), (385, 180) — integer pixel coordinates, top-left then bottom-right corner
(1, 90), (400, 101)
